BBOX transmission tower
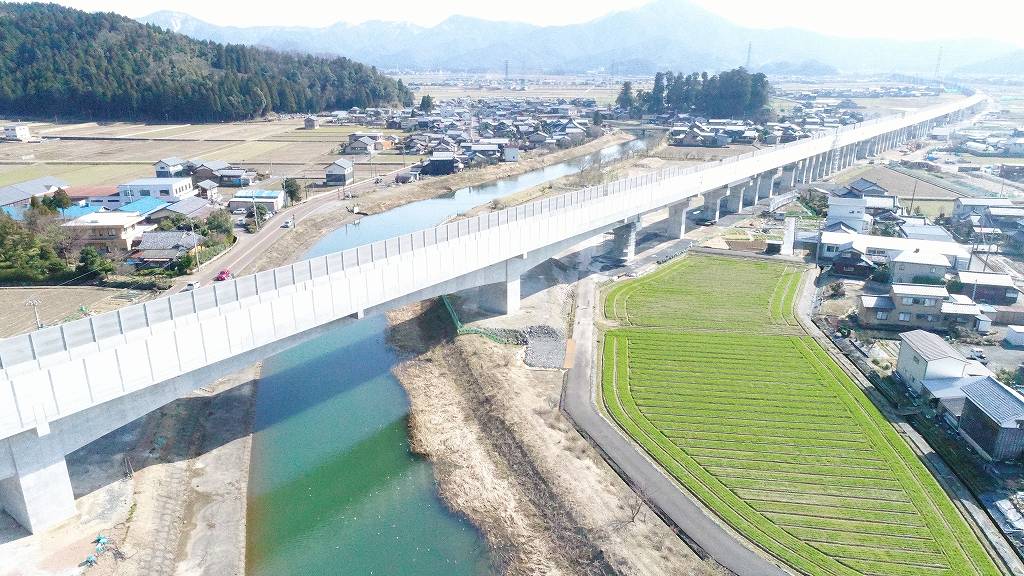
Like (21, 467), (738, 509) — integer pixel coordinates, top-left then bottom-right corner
(745, 42), (752, 69)
(934, 46), (943, 79)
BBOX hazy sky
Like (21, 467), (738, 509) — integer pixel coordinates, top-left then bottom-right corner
(34, 0), (1024, 45)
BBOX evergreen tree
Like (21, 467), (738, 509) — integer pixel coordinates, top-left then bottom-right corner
(616, 81), (634, 111)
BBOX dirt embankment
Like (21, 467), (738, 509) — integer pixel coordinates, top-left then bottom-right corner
(388, 297), (719, 576)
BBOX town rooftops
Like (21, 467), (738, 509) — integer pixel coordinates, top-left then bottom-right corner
(893, 248), (950, 267)
(120, 177), (192, 187)
(819, 231), (970, 261)
(956, 197), (1013, 207)
(196, 179), (219, 191)
(847, 178), (888, 195)
(860, 295), (895, 309)
(193, 159), (231, 171)
(135, 230), (204, 251)
(920, 374), (995, 401)
(986, 206), (1024, 218)
(64, 186), (117, 199)
(891, 284), (949, 298)
(156, 157), (186, 166)
(0, 176), (69, 205)
(330, 158), (354, 169)
(899, 329), (962, 362)
(957, 271), (1017, 288)
(158, 197), (210, 216)
(117, 197), (169, 215)
(963, 378), (1024, 427)
(233, 189), (282, 199)
(62, 211), (146, 227)
(431, 152), (456, 161)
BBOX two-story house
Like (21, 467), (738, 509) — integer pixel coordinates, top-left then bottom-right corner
(890, 248), (951, 284)
(859, 284), (989, 332)
(61, 211), (155, 252)
(117, 178), (196, 206)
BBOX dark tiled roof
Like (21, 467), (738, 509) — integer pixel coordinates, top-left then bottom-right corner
(964, 378), (1024, 427)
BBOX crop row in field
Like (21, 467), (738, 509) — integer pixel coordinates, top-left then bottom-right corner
(600, 255), (999, 576)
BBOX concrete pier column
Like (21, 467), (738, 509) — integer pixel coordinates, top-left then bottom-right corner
(725, 181), (752, 213)
(479, 256), (527, 315)
(743, 178), (759, 206)
(702, 186), (729, 220)
(665, 201), (688, 239)
(0, 431), (76, 534)
(612, 221), (639, 263)
(784, 165), (798, 189)
(756, 171), (775, 200)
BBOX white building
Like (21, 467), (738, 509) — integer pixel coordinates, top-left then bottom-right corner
(3, 124), (31, 142)
(891, 249), (951, 283)
(825, 195), (870, 233)
(227, 189), (285, 212)
(116, 178), (196, 206)
(818, 231), (971, 270)
(896, 330), (994, 417)
(952, 197), (1013, 220)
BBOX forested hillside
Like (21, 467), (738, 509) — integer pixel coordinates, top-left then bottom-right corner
(0, 3), (412, 121)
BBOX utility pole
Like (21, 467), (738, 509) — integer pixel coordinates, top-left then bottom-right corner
(189, 220), (201, 268)
(25, 299), (42, 329)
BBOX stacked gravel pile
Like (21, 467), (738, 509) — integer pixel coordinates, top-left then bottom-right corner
(523, 325), (566, 368)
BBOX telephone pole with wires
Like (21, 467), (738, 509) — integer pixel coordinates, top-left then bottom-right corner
(25, 298), (43, 329)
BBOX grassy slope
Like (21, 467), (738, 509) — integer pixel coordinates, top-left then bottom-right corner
(601, 254), (999, 576)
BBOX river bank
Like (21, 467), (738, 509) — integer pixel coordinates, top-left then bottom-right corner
(387, 253), (721, 575)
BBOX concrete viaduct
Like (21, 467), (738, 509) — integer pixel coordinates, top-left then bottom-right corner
(0, 93), (986, 533)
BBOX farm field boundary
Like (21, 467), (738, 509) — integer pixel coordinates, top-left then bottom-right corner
(600, 254), (1001, 576)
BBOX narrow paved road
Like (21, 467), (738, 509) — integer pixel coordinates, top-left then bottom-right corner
(561, 242), (790, 576)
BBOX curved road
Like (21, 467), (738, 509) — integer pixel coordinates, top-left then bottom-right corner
(561, 246), (790, 576)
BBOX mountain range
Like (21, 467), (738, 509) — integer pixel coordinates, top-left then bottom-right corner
(140, 0), (1014, 76)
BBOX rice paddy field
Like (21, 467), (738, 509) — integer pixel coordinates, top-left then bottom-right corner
(601, 254), (1001, 576)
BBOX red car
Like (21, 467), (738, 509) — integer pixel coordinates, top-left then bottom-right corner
(214, 269), (233, 281)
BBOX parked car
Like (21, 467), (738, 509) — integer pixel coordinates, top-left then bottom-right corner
(214, 269), (233, 282)
(694, 218), (716, 227)
(231, 208), (246, 215)
(282, 219), (293, 228)
(183, 280), (201, 291)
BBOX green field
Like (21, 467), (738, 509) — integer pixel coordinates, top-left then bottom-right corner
(601, 255), (1000, 576)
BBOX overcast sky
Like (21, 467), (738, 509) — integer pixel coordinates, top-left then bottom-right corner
(33, 0), (1024, 45)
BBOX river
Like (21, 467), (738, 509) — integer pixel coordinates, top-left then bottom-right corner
(245, 138), (649, 575)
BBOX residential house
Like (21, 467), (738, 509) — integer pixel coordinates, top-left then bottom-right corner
(149, 197), (215, 221)
(825, 195), (871, 234)
(326, 159), (355, 186)
(859, 283), (989, 331)
(346, 136), (378, 155)
(818, 231), (970, 270)
(131, 230), (205, 266)
(0, 177), (68, 207)
(3, 124), (32, 141)
(190, 160), (232, 183)
(899, 222), (955, 243)
(959, 379), (1024, 461)
(227, 189), (285, 212)
(216, 168), (257, 188)
(61, 211), (154, 252)
(420, 152), (462, 176)
(954, 271), (1021, 306)
(116, 197), (170, 218)
(952, 197), (1013, 220)
(154, 157), (188, 178)
(196, 180), (220, 201)
(890, 249), (951, 284)
(117, 178), (196, 206)
(895, 329), (994, 417)
(827, 249), (878, 279)
(846, 178), (889, 196)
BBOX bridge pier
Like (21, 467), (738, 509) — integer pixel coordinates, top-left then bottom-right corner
(612, 221), (639, 263)
(783, 165), (798, 190)
(664, 201), (689, 239)
(702, 187), (729, 220)
(479, 256), (528, 315)
(724, 180), (753, 213)
(0, 431), (76, 534)
(756, 171), (776, 201)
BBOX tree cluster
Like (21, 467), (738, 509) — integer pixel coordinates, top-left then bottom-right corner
(0, 3), (413, 121)
(616, 68), (770, 119)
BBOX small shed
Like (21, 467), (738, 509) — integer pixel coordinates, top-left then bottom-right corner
(304, 116), (320, 130)
(1007, 325), (1024, 347)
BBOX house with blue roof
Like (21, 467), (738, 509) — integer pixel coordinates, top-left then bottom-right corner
(117, 197), (170, 217)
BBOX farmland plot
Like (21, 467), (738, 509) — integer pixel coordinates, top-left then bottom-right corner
(601, 255), (1000, 576)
